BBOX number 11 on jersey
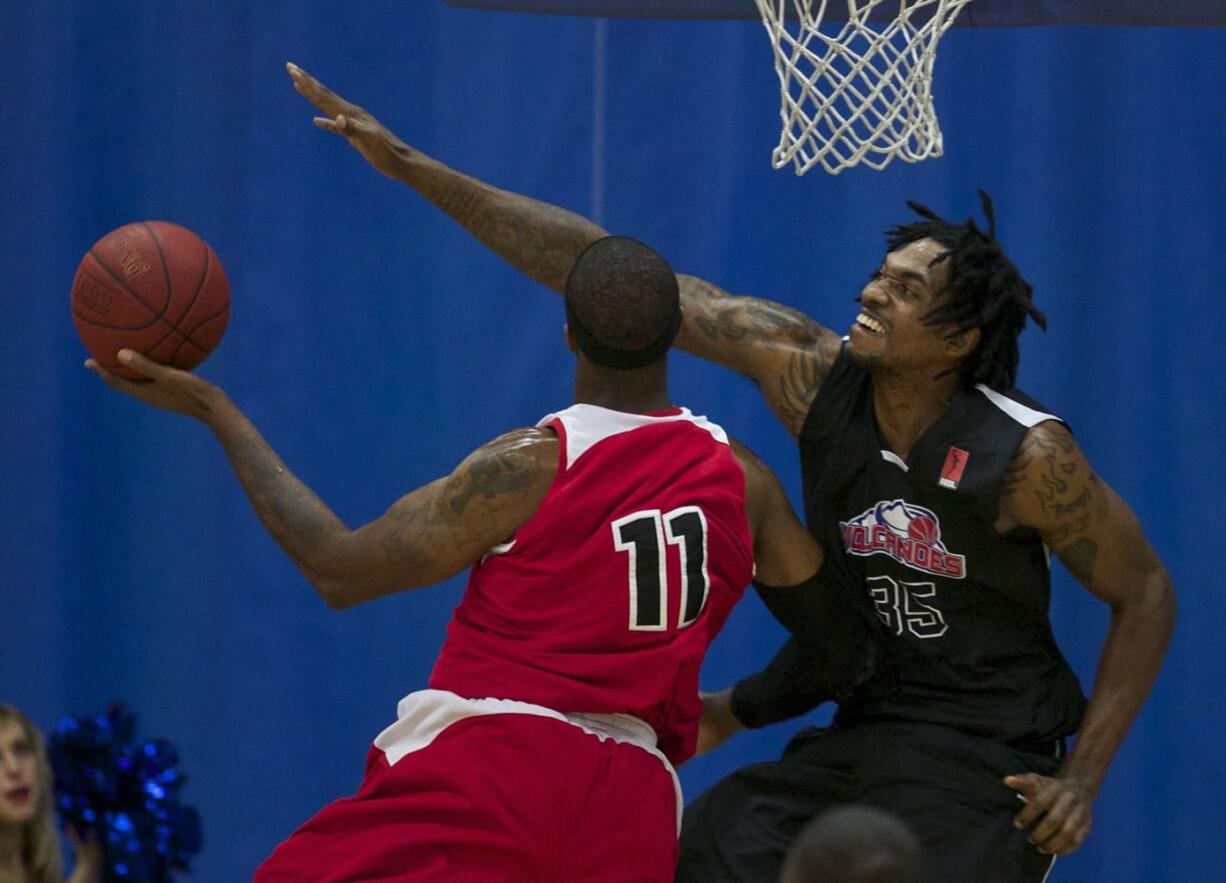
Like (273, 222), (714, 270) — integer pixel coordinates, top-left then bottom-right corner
(613, 507), (710, 631)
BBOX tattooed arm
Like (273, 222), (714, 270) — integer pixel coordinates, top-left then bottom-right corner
(677, 276), (842, 437)
(997, 421), (1176, 856)
(87, 350), (557, 609)
(288, 64), (842, 436)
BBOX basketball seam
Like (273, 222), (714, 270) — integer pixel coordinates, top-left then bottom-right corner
(142, 222), (220, 353)
(81, 225), (226, 363)
(87, 245), (182, 332)
(74, 262), (165, 330)
(164, 249), (230, 366)
(168, 307), (230, 366)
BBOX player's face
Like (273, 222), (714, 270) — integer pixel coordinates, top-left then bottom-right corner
(0, 719), (40, 827)
(846, 238), (958, 374)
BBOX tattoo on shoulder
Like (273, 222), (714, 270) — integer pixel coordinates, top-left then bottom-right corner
(446, 432), (552, 516)
(375, 430), (554, 568)
(1003, 424), (1099, 544)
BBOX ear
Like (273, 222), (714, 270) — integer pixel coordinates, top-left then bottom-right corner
(563, 323), (577, 353)
(943, 326), (980, 360)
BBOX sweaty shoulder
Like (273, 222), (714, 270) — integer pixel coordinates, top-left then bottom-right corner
(472, 426), (559, 478)
(445, 427), (559, 523)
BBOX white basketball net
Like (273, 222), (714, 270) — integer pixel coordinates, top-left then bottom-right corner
(755, 0), (974, 175)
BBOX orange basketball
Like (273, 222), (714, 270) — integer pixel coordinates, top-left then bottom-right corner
(71, 221), (230, 380)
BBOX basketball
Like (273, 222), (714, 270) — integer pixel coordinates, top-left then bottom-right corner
(71, 221), (230, 380)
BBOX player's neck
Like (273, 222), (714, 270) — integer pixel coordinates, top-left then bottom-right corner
(573, 362), (672, 414)
(870, 368), (961, 460)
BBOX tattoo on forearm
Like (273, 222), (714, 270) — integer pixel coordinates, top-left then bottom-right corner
(482, 205), (591, 288)
(431, 175), (602, 290)
(434, 180), (486, 229)
(229, 429), (333, 551)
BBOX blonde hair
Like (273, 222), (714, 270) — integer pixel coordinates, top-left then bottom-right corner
(0, 705), (63, 883)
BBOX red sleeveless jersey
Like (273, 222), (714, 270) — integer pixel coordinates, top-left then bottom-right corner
(429, 403), (755, 764)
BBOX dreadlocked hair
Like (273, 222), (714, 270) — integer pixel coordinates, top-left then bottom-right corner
(886, 190), (1046, 390)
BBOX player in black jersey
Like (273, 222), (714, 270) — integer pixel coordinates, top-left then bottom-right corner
(288, 68), (1177, 883)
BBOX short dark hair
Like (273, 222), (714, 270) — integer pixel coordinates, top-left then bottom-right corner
(886, 191), (1046, 390)
(564, 236), (681, 370)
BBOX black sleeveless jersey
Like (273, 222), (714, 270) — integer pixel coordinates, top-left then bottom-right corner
(799, 349), (1088, 745)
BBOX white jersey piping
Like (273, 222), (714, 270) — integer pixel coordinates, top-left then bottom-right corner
(880, 450), (909, 472)
(538, 403), (729, 470)
(975, 384), (1060, 428)
(373, 689), (684, 834)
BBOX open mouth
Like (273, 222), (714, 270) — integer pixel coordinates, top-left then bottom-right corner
(855, 312), (886, 335)
(4, 787), (31, 804)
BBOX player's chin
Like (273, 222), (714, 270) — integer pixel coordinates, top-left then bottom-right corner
(843, 341), (884, 371)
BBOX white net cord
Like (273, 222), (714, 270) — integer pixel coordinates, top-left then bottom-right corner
(756, 0), (974, 175)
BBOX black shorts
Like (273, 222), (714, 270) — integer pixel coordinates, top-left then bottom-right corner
(676, 720), (1064, 883)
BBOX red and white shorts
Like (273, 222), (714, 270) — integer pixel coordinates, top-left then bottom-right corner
(254, 690), (681, 882)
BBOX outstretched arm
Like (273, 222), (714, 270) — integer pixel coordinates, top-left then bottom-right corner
(678, 278), (842, 435)
(87, 350), (557, 609)
(288, 63), (842, 437)
(998, 421), (1176, 856)
(287, 62), (604, 293)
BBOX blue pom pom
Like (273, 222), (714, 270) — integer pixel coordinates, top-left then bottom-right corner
(48, 703), (202, 883)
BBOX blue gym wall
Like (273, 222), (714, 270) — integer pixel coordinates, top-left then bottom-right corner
(2, 3), (1222, 880)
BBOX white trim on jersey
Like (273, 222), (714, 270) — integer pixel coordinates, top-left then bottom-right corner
(538, 403), (730, 470)
(479, 539), (517, 564)
(975, 385), (1061, 428)
(1039, 854), (1058, 883)
(373, 689), (684, 833)
(880, 450), (910, 472)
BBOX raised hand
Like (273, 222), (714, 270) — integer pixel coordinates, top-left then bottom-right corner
(286, 61), (410, 178)
(85, 350), (222, 421)
(1004, 772), (1095, 856)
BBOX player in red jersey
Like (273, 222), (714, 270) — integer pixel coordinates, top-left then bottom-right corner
(86, 236), (869, 882)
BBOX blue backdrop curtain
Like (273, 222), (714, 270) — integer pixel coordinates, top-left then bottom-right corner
(2, 3), (1222, 880)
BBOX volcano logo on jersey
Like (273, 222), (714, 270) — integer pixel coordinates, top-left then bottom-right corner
(840, 499), (966, 579)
